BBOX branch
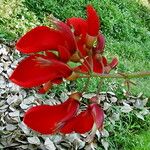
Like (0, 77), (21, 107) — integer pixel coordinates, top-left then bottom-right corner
(78, 71), (150, 79)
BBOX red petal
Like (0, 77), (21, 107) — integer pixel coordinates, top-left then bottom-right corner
(109, 57), (118, 69)
(77, 40), (88, 57)
(74, 57), (91, 73)
(16, 26), (66, 54)
(45, 51), (59, 60)
(102, 56), (108, 66)
(67, 17), (87, 37)
(75, 55), (103, 74)
(90, 103), (104, 130)
(58, 45), (71, 62)
(51, 78), (63, 84)
(38, 81), (52, 94)
(10, 54), (72, 88)
(94, 34), (105, 53)
(86, 5), (100, 36)
(55, 21), (76, 53)
(93, 55), (104, 73)
(61, 108), (94, 134)
(23, 97), (79, 134)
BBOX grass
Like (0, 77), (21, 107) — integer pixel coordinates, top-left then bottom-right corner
(106, 113), (150, 150)
(0, 0), (150, 149)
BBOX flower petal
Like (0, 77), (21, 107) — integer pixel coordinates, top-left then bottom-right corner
(45, 51), (59, 60)
(10, 54), (72, 88)
(23, 97), (80, 134)
(38, 81), (52, 94)
(67, 17), (87, 37)
(61, 108), (94, 134)
(58, 45), (71, 62)
(74, 55), (103, 74)
(109, 57), (118, 69)
(86, 5), (100, 36)
(90, 103), (104, 130)
(102, 56), (108, 66)
(55, 21), (76, 53)
(94, 33), (105, 54)
(16, 26), (66, 53)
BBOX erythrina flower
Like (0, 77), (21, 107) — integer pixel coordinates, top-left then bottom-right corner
(9, 5), (118, 136)
(23, 93), (81, 134)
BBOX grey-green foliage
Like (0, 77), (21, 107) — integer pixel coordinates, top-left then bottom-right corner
(23, 0), (150, 41)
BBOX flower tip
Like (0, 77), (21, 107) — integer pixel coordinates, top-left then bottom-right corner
(110, 57), (118, 69)
(66, 71), (79, 81)
(86, 4), (100, 36)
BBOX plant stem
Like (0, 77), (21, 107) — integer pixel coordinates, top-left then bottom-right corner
(81, 75), (91, 93)
(96, 79), (103, 96)
(79, 71), (150, 79)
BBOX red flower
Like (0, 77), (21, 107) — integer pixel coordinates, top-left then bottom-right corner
(60, 103), (104, 134)
(9, 5), (119, 136)
(23, 93), (81, 134)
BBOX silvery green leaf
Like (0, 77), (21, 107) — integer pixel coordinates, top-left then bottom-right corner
(9, 111), (20, 117)
(110, 97), (117, 103)
(103, 102), (111, 110)
(0, 100), (5, 107)
(7, 83), (20, 92)
(101, 129), (109, 137)
(84, 143), (97, 150)
(101, 139), (109, 150)
(27, 136), (41, 145)
(0, 66), (3, 74)
(135, 113), (144, 120)
(60, 92), (69, 102)
(7, 68), (13, 76)
(107, 91), (115, 96)
(0, 144), (3, 149)
(111, 113), (120, 121)
(134, 99), (144, 109)
(143, 98), (148, 106)
(66, 133), (80, 143)
(7, 95), (19, 105)
(18, 145), (28, 149)
(137, 92), (143, 98)
(20, 102), (30, 110)
(18, 122), (30, 134)
(23, 96), (35, 105)
(82, 93), (96, 99)
(0, 105), (8, 110)
(51, 135), (62, 143)
(140, 108), (149, 115)
(6, 124), (17, 131)
(121, 102), (133, 113)
(96, 130), (101, 140)
(99, 95), (106, 101)
(74, 138), (85, 149)
(0, 126), (5, 131)
(44, 138), (56, 150)
(109, 117), (115, 125)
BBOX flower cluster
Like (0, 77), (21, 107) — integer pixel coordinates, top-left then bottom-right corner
(10, 5), (118, 135)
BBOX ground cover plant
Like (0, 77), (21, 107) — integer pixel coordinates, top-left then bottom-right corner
(0, 0), (150, 149)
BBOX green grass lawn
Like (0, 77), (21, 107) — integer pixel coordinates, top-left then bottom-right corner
(0, 0), (150, 149)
